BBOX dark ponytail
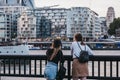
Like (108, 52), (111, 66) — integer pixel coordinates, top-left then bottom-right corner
(74, 33), (85, 45)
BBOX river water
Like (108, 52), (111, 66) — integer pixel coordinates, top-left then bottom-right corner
(1, 50), (120, 80)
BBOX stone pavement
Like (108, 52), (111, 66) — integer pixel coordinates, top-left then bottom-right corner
(0, 77), (45, 80)
(0, 77), (79, 80)
(0, 77), (97, 80)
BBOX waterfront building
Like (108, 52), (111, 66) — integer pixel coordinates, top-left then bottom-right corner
(99, 17), (107, 35)
(0, 13), (7, 42)
(38, 16), (52, 39)
(116, 28), (120, 37)
(34, 8), (70, 39)
(106, 7), (115, 29)
(17, 12), (36, 42)
(0, 6), (29, 41)
(67, 7), (101, 41)
(0, 0), (34, 41)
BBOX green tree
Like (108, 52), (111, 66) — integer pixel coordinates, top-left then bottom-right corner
(108, 17), (120, 35)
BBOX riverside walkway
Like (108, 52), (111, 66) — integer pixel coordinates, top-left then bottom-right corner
(0, 50), (120, 80)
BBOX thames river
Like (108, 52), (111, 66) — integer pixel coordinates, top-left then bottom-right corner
(1, 50), (120, 80)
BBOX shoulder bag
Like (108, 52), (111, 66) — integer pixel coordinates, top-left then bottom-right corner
(56, 53), (66, 80)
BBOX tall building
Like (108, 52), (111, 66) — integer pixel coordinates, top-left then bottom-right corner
(99, 17), (107, 35)
(0, 0), (34, 8)
(18, 12), (36, 41)
(0, 13), (7, 42)
(34, 8), (70, 39)
(0, 6), (29, 41)
(0, 0), (34, 41)
(67, 7), (101, 41)
(106, 7), (115, 28)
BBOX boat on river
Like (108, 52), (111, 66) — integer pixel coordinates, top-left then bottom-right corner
(0, 41), (29, 55)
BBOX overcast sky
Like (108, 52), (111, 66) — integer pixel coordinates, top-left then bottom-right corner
(34, 0), (120, 18)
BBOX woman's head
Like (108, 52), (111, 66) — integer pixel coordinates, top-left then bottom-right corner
(52, 38), (62, 48)
(74, 33), (82, 41)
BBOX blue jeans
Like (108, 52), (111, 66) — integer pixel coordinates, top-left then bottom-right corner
(44, 61), (58, 80)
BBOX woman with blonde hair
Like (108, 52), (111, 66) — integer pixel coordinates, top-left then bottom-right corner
(44, 38), (64, 80)
(71, 33), (93, 80)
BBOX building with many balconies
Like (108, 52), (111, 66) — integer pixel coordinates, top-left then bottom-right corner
(17, 12), (36, 41)
(0, 0), (34, 41)
(99, 17), (107, 35)
(33, 8), (70, 39)
(67, 7), (101, 41)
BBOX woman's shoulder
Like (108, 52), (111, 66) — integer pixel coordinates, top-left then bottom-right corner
(47, 48), (54, 53)
(85, 45), (92, 50)
(72, 41), (77, 44)
(58, 49), (62, 53)
(57, 50), (63, 55)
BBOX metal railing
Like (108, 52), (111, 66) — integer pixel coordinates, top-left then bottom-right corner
(0, 55), (120, 80)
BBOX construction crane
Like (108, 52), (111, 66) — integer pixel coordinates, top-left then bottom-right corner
(34, 5), (59, 10)
(42, 5), (59, 9)
(27, 4), (59, 12)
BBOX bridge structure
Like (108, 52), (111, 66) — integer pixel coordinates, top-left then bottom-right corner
(0, 55), (120, 80)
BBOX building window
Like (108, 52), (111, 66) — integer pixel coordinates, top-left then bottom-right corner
(25, 28), (28, 30)
(22, 18), (24, 20)
(6, 0), (8, 4)
(23, 24), (25, 27)
(17, 0), (19, 4)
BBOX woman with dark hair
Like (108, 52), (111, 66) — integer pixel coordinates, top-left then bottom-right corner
(71, 33), (93, 80)
(44, 38), (64, 80)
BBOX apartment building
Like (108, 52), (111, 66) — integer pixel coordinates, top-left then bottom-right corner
(0, 0), (34, 41)
(67, 7), (101, 41)
(34, 8), (70, 38)
(17, 12), (36, 41)
(0, 13), (6, 41)
(99, 17), (107, 35)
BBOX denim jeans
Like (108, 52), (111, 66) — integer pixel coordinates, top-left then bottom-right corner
(44, 61), (58, 80)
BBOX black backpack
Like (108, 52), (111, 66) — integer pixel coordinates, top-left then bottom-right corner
(75, 42), (89, 63)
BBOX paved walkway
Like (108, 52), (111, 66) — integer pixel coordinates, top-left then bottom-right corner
(0, 77), (97, 80)
(1, 77), (45, 80)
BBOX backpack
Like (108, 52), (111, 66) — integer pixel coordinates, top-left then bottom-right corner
(78, 50), (89, 63)
(75, 42), (89, 63)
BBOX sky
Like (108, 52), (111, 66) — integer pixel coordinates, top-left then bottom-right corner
(34, 0), (120, 18)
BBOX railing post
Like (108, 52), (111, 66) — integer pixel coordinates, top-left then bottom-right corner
(0, 60), (2, 80)
(67, 60), (71, 80)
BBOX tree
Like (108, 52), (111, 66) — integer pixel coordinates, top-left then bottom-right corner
(108, 17), (120, 35)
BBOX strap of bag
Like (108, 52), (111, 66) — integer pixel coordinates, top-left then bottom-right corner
(59, 52), (64, 65)
(74, 42), (86, 58)
(77, 42), (86, 51)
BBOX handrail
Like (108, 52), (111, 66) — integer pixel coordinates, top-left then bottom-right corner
(0, 55), (120, 80)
